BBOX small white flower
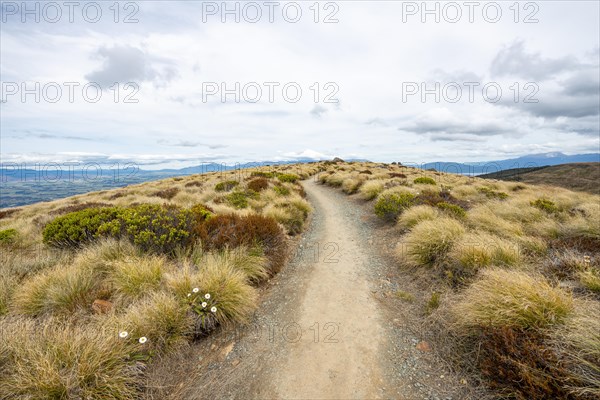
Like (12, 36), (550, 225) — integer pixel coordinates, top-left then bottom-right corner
(204, 293), (211, 299)
(210, 306), (217, 313)
(202, 302), (207, 308)
(138, 337), (148, 344)
(119, 331), (128, 338)
(187, 293), (192, 297)
(193, 287), (200, 293)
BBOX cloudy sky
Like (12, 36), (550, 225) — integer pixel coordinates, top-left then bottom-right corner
(1, 1), (599, 169)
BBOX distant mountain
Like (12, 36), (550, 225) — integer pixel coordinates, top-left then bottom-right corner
(479, 162), (600, 195)
(418, 153), (600, 175)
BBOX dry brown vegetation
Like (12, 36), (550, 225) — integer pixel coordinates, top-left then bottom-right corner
(317, 160), (600, 399)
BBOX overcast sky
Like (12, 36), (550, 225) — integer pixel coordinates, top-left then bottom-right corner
(1, 1), (599, 169)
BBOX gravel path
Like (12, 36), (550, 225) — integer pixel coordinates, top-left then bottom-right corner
(153, 178), (481, 400)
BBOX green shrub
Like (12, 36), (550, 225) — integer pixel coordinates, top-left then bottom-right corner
(436, 202), (466, 218)
(426, 292), (440, 314)
(43, 204), (202, 253)
(374, 192), (415, 221)
(277, 173), (299, 183)
(226, 191), (250, 209)
(0, 228), (18, 244)
(251, 171), (274, 178)
(478, 187), (509, 200)
(42, 207), (122, 247)
(190, 203), (214, 222)
(414, 177), (436, 185)
(273, 185), (290, 196)
(214, 180), (239, 192)
(114, 204), (197, 253)
(531, 198), (560, 214)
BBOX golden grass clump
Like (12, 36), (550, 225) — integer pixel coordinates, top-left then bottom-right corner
(467, 204), (523, 237)
(341, 177), (364, 194)
(196, 260), (258, 326)
(452, 268), (574, 330)
(12, 263), (98, 317)
(114, 291), (192, 353)
(0, 318), (142, 399)
(397, 205), (439, 230)
(396, 217), (465, 267)
(449, 231), (522, 271)
(359, 179), (385, 200)
(110, 256), (167, 302)
(551, 303), (600, 398)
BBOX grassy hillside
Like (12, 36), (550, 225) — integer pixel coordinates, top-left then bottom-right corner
(317, 161), (600, 399)
(479, 162), (600, 195)
(0, 163), (319, 398)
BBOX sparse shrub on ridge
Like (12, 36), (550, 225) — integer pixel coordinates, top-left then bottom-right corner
(436, 202), (466, 219)
(531, 198), (560, 214)
(478, 186), (509, 200)
(0, 228), (18, 244)
(374, 191), (416, 221)
(277, 173), (299, 183)
(214, 180), (239, 192)
(414, 176), (436, 185)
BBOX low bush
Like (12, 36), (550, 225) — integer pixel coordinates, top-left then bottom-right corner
(214, 180), (239, 192)
(476, 326), (570, 399)
(0, 228), (18, 244)
(43, 204), (206, 253)
(247, 177), (269, 192)
(49, 202), (112, 216)
(342, 178), (363, 194)
(250, 171), (274, 178)
(225, 191), (250, 209)
(414, 176), (436, 185)
(436, 202), (466, 219)
(42, 207), (122, 247)
(374, 191), (416, 221)
(184, 180), (203, 188)
(0, 208), (20, 220)
(273, 184), (290, 196)
(452, 268), (573, 330)
(531, 198), (560, 214)
(198, 214), (287, 274)
(478, 186), (509, 200)
(277, 173), (300, 183)
(152, 187), (179, 200)
(389, 172), (407, 178)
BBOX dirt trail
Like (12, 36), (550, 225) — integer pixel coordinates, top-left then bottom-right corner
(268, 178), (387, 399)
(162, 178), (478, 400)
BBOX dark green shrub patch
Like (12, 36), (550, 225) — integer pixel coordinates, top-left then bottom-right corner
(214, 180), (239, 192)
(0, 228), (18, 244)
(478, 187), (509, 200)
(250, 171), (274, 178)
(374, 192), (416, 221)
(276, 173), (299, 183)
(273, 185), (290, 196)
(414, 177), (436, 185)
(437, 202), (466, 219)
(43, 203), (214, 253)
(531, 198), (560, 214)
